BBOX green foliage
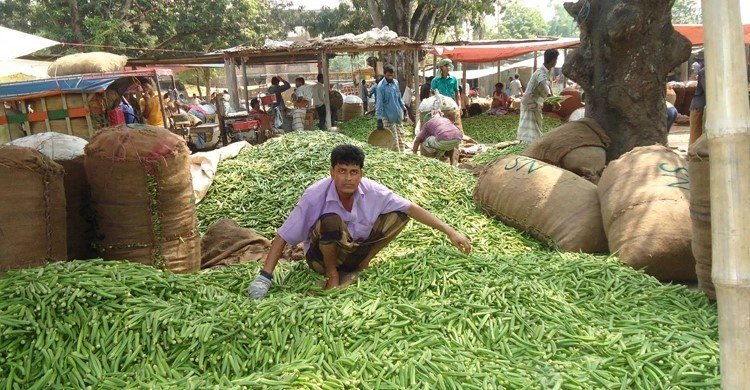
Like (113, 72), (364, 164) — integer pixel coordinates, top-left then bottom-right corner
(491, 2), (549, 39)
(547, 3), (579, 38)
(671, 0), (702, 24)
(283, 0), (374, 38)
(0, 0), (290, 57)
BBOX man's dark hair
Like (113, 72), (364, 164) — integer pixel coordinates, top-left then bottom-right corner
(383, 64), (395, 75)
(426, 76), (434, 82)
(495, 82), (504, 89)
(271, 77), (280, 85)
(295, 77), (305, 84)
(250, 98), (259, 108)
(514, 74), (520, 79)
(317, 74), (324, 83)
(544, 49), (560, 65)
(331, 144), (365, 169)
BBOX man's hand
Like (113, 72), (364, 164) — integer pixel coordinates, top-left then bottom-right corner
(247, 272), (272, 299)
(448, 230), (472, 254)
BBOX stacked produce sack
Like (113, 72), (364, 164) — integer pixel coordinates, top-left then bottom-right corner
(543, 88), (584, 120)
(341, 95), (364, 121)
(598, 145), (696, 281)
(522, 118), (610, 183)
(9, 133), (96, 260)
(0, 146), (67, 271)
(688, 135), (713, 298)
(418, 93), (461, 130)
(47, 52), (128, 77)
(473, 155), (608, 253)
(84, 124), (200, 273)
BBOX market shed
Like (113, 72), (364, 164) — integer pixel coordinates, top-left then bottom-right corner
(223, 28), (429, 129)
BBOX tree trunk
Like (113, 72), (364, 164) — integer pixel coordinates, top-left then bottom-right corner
(204, 68), (212, 97)
(563, 0), (691, 161)
(68, 0), (84, 44)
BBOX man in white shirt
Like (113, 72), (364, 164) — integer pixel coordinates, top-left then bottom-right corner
(293, 77), (315, 107)
(509, 74), (524, 97)
(312, 74), (328, 129)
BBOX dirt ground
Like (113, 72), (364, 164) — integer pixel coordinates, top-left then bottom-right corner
(667, 124), (691, 157)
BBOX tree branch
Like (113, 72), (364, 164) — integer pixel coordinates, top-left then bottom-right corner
(368, 0), (384, 28)
(118, 0), (133, 19)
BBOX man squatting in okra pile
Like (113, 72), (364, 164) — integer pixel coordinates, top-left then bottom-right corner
(248, 144), (472, 299)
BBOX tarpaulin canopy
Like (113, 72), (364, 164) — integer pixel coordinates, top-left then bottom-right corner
(0, 69), (172, 101)
(420, 67), (499, 80)
(0, 26), (59, 61)
(674, 24), (750, 46)
(432, 38), (579, 64)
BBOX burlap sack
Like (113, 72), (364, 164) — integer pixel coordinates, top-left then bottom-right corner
(9, 133), (96, 260)
(681, 85), (697, 115)
(598, 145), (696, 281)
(473, 155), (608, 253)
(341, 103), (363, 121)
(552, 89), (585, 119)
(330, 91), (344, 110)
(47, 52), (128, 77)
(0, 146), (67, 271)
(84, 124), (200, 273)
(688, 135), (713, 298)
(522, 118), (610, 183)
(201, 219), (271, 268)
(672, 83), (686, 115)
(666, 86), (677, 105)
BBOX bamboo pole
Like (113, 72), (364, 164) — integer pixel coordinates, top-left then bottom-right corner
(413, 49), (421, 137)
(322, 53), (332, 129)
(533, 51), (538, 71)
(703, 0), (750, 387)
(241, 57), (250, 113)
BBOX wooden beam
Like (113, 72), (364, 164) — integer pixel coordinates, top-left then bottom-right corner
(40, 97), (51, 132)
(153, 76), (168, 130)
(322, 53), (332, 129)
(703, 0), (750, 387)
(61, 95), (73, 135)
(241, 57), (250, 113)
(82, 93), (95, 137)
(224, 58), (240, 111)
(413, 50), (421, 138)
(533, 51), (538, 71)
(18, 100), (31, 136)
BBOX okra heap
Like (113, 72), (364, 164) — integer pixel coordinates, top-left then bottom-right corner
(0, 132), (719, 388)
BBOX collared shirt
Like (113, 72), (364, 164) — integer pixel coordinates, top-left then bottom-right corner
(416, 116), (462, 142)
(525, 66), (552, 106)
(293, 84), (315, 104)
(509, 79), (523, 96)
(312, 83), (327, 108)
(268, 80), (291, 109)
(375, 78), (406, 123)
(431, 74), (459, 99)
(277, 177), (412, 252)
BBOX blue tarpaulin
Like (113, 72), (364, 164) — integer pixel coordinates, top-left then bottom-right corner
(0, 69), (172, 101)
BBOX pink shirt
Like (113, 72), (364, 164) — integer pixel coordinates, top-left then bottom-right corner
(277, 177), (412, 252)
(416, 116), (463, 142)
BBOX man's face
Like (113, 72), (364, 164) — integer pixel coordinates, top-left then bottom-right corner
(384, 72), (394, 82)
(295, 80), (304, 88)
(440, 65), (450, 75)
(143, 83), (153, 94)
(330, 163), (363, 196)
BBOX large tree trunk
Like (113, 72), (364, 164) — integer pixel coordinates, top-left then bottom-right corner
(563, 0), (691, 161)
(68, 0), (84, 44)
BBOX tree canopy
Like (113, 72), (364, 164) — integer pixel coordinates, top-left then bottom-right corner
(0, 0), (290, 57)
(490, 2), (548, 40)
(671, 0), (702, 24)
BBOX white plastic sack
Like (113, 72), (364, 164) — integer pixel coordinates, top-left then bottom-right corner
(419, 95), (458, 113)
(568, 107), (586, 122)
(343, 95), (363, 104)
(8, 132), (87, 160)
(190, 141), (251, 203)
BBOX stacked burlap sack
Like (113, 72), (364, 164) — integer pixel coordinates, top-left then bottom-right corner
(9, 133), (96, 260)
(341, 95), (363, 121)
(0, 146), (67, 272)
(473, 155), (608, 253)
(688, 135), (713, 298)
(85, 124), (201, 273)
(598, 145), (696, 282)
(522, 118), (610, 184)
(47, 52), (128, 77)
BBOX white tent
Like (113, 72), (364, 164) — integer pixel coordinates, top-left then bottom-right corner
(0, 59), (52, 80)
(0, 26), (59, 61)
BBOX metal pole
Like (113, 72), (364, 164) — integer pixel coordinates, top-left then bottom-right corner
(322, 53), (332, 129)
(241, 57), (250, 113)
(703, 0), (750, 387)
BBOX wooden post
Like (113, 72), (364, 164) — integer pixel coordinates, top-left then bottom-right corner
(563, 49), (568, 87)
(40, 97), (51, 132)
(153, 76), (168, 129)
(61, 95), (73, 135)
(241, 57), (250, 113)
(432, 55), (437, 77)
(224, 58), (240, 111)
(322, 53), (332, 129)
(497, 61), (501, 83)
(413, 49), (421, 137)
(681, 61), (690, 82)
(703, 0), (750, 388)
(82, 93), (95, 136)
(462, 65), (468, 112)
(19, 100), (31, 136)
(533, 51), (539, 71)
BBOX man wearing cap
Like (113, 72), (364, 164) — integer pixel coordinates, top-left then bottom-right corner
(430, 59), (460, 106)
